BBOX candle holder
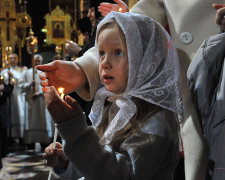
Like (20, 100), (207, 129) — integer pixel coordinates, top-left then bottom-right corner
(0, 75), (4, 85)
(26, 29), (38, 55)
(55, 45), (62, 60)
(47, 87), (64, 180)
(0, 75), (3, 96)
(26, 28), (38, 93)
(5, 46), (13, 69)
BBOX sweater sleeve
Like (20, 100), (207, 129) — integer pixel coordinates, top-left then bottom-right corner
(75, 47), (103, 101)
(54, 162), (83, 180)
(56, 112), (177, 180)
(131, 0), (167, 27)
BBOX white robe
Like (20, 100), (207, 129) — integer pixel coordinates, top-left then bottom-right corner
(1, 66), (25, 138)
(19, 68), (53, 144)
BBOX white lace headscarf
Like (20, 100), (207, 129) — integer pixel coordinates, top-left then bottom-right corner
(89, 11), (183, 144)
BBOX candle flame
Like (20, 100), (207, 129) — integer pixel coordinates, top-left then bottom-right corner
(58, 87), (64, 94)
(11, 78), (15, 84)
(31, 38), (37, 45)
(58, 87), (65, 99)
(119, 8), (123, 12)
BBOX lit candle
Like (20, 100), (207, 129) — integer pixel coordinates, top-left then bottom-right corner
(119, 7), (123, 12)
(11, 78), (15, 84)
(58, 87), (65, 99)
(0, 76), (3, 84)
(48, 87), (65, 180)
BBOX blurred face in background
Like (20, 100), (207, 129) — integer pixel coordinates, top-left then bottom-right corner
(34, 57), (42, 66)
(9, 54), (18, 67)
(87, 7), (96, 27)
(83, 32), (90, 44)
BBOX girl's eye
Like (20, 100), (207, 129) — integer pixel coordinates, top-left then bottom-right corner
(115, 49), (123, 56)
(99, 50), (105, 57)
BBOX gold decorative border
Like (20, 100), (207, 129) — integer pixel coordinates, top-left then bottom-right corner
(44, 6), (72, 45)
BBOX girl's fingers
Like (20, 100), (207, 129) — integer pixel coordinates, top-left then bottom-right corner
(65, 96), (83, 115)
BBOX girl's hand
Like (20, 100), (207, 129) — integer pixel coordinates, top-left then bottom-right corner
(98, 0), (129, 17)
(45, 86), (83, 124)
(213, 4), (225, 31)
(43, 142), (69, 168)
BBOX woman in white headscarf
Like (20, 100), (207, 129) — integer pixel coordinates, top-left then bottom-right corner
(43, 12), (183, 180)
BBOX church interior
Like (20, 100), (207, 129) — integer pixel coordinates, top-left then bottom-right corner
(0, 0), (137, 179)
(0, 0), (91, 68)
(1, 0), (223, 179)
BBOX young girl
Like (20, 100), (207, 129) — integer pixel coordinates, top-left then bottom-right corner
(43, 11), (183, 179)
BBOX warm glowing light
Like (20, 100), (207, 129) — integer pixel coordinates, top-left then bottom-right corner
(58, 87), (64, 94)
(31, 38), (38, 45)
(41, 28), (47, 33)
(0, 76), (3, 84)
(58, 87), (65, 99)
(6, 46), (12, 52)
(11, 78), (15, 84)
(119, 8), (123, 12)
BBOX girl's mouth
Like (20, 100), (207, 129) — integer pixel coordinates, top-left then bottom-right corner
(103, 75), (114, 83)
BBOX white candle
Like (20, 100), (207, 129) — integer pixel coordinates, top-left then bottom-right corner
(48, 87), (64, 180)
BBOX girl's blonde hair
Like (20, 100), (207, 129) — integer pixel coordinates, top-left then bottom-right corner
(96, 97), (163, 151)
(97, 18), (126, 46)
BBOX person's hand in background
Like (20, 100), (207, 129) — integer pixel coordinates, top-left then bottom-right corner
(98, 0), (129, 17)
(213, 4), (225, 31)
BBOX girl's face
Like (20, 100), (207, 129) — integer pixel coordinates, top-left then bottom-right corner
(98, 27), (128, 94)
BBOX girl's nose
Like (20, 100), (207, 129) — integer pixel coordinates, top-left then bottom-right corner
(101, 57), (112, 69)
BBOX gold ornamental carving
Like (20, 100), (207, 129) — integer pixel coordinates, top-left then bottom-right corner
(44, 5), (72, 46)
(0, 0), (18, 48)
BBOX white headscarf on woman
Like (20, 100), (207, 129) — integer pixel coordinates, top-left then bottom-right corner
(89, 11), (183, 144)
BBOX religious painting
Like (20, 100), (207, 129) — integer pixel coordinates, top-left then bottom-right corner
(44, 6), (72, 45)
(52, 21), (65, 38)
(0, 0), (17, 48)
